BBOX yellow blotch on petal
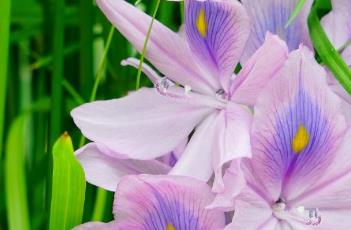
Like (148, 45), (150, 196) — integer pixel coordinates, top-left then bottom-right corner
(292, 125), (310, 154)
(196, 8), (207, 38)
(166, 223), (176, 230)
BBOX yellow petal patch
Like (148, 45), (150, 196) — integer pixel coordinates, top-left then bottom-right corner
(292, 124), (310, 154)
(166, 223), (176, 230)
(196, 8), (207, 38)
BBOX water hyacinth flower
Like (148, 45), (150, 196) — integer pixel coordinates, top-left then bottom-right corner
(215, 47), (351, 229)
(71, 0), (288, 188)
(74, 175), (225, 230)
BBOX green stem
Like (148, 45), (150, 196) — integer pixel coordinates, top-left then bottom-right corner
(91, 188), (108, 221)
(308, 0), (351, 95)
(0, 0), (11, 158)
(50, 0), (65, 145)
(135, 0), (161, 90)
(79, 26), (115, 147)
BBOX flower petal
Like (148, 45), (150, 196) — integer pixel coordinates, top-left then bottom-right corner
(225, 186), (274, 229)
(248, 47), (346, 202)
(184, 0), (250, 91)
(75, 143), (170, 191)
(230, 33), (288, 106)
(241, 0), (312, 63)
(97, 0), (214, 94)
(113, 175), (225, 229)
(169, 112), (219, 181)
(71, 88), (212, 160)
(321, 0), (351, 49)
(212, 103), (252, 192)
(73, 221), (118, 230)
(289, 128), (351, 209)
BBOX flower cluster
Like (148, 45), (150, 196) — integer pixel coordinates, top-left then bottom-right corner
(72, 0), (351, 229)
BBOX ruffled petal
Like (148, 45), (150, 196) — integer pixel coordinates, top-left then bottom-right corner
(97, 0), (214, 94)
(113, 175), (225, 229)
(212, 103), (252, 192)
(248, 47), (346, 202)
(75, 143), (170, 191)
(71, 88), (213, 160)
(230, 33), (288, 106)
(241, 0), (312, 63)
(185, 0), (250, 91)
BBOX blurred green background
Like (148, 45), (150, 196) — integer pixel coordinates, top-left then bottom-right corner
(0, 0), (182, 229)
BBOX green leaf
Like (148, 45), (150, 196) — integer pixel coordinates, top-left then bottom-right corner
(5, 116), (30, 230)
(308, 0), (351, 95)
(285, 0), (307, 28)
(49, 133), (86, 230)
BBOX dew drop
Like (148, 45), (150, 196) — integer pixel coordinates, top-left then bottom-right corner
(305, 208), (322, 226)
(184, 85), (192, 96)
(156, 77), (170, 93)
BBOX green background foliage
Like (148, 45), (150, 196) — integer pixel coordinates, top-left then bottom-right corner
(0, 0), (182, 229)
(0, 0), (348, 229)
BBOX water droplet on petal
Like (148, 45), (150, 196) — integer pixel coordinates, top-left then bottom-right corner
(295, 206), (322, 226)
(305, 208), (322, 226)
(184, 85), (192, 96)
(156, 77), (170, 93)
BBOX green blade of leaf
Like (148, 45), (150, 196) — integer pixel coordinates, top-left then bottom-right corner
(285, 0), (307, 28)
(135, 0), (161, 89)
(308, 0), (351, 95)
(49, 133), (86, 230)
(5, 116), (30, 230)
(0, 0), (11, 157)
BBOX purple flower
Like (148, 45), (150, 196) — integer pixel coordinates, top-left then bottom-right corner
(71, 0), (288, 189)
(213, 47), (351, 228)
(74, 175), (225, 230)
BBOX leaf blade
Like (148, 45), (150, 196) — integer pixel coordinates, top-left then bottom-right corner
(49, 133), (86, 230)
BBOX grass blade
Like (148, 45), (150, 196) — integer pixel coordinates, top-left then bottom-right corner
(0, 0), (11, 157)
(285, 0), (307, 28)
(308, 0), (351, 95)
(135, 0), (161, 89)
(5, 116), (30, 230)
(49, 133), (86, 230)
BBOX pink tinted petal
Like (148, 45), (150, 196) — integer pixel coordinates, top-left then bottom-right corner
(241, 0), (312, 63)
(76, 143), (170, 191)
(97, 0), (214, 94)
(230, 33), (288, 106)
(71, 88), (213, 160)
(113, 175), (225, 229)
(212, 103), (252, 192)
(321, 0), (351, 49)
(169, 112), (218, 181)
(249, 47), (346, 202)
(73, 221), (118, 230)
(208, 160), (246, 211)
(185, 0), (250, 91)
(289, 129), (351, 209)
(225, 186), (274, 229)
